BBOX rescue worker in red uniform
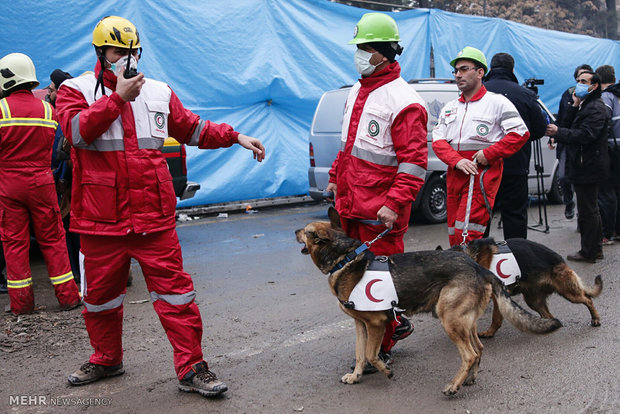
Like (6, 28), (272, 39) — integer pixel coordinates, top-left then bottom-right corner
(55, 17), (265, 398)
(0, 53), (81, 315)
(326, 13), (428, 371)
(432, 47), (529, 247)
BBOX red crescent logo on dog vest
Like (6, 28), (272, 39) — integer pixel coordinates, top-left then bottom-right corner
(489, 252), (520, 286)
(365, 279), (383, 303)
(495, 259), (510, 279)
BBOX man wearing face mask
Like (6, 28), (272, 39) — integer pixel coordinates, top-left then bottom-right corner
(326, 13), (428, 372)
(56, 16), (265, 398)
(546, 71), (609, 263)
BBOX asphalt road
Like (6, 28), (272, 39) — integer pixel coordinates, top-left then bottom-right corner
(1, 201), (618, 413)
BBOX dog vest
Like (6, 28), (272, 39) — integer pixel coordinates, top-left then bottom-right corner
(346, 258), (399, 311)
(489, 241), (521, 287)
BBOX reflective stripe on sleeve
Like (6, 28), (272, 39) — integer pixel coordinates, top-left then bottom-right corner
(397, 162), (426, 179)
(500, 111), (520, 122)
(83, 294), (125, 312)
(49, 271), (74, 286)
(450, 143), (489, 151)
(150, 290), (196, 305)
(188, 120), (205, 146)
(7, 277), (33, 289)
(70, 113), (88, 147)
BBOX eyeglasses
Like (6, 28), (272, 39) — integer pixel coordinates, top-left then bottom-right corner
(452, 66), (479, 75)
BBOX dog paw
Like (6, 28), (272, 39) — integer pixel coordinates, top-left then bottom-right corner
(463, 377), (476, 386)
(442, 385), (459, 396)
(477, 330), (494, 338)
(340, 373), (360, 384)
(591, 319), (601, 327)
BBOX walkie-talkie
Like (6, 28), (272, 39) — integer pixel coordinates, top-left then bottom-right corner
(124, 40), (138, 79)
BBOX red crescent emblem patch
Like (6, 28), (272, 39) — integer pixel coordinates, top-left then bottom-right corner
(496, 258), (511, 279)
(365, 279), (383, 303)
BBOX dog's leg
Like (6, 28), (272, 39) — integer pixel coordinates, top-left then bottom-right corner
(551, 270), (602, 327)
(478, 295), (502, 338)
(439, 302), (478, 395)
(364, 320), (393, 379)
(341, 319), (367, 384)
(464, 323), (484, 386)
(522, 292), (554, 319)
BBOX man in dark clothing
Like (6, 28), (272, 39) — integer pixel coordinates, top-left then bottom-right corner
(554, 64), (593, 219)
(484, 53), (547, 239)
(595, 65), (619, 245)
(546, 71), (609, 263)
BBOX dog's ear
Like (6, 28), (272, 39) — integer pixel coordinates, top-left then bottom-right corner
(327, 207), (342, 230)
(306, 229), (331, 244)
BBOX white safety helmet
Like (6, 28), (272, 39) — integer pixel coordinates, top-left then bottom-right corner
(0, 53), (39, 91)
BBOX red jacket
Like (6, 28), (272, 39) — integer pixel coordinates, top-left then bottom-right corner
(0, 90), (57, 171)
(56, 62), (240, 236)
(329, 62), (427, 221)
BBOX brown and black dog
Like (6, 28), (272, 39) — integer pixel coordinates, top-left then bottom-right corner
(460, 237), (602, 338)
(296, 208), (561, 396)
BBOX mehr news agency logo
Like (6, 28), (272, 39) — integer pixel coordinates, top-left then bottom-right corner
(9, 394), (112, 407)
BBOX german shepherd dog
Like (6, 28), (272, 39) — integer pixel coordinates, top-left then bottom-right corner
(460, 237), (603, 338)
(295, 208), (561, 396)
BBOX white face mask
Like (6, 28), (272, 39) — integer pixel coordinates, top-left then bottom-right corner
(354, 49), (378, 76)
(108, 55), (138, 78)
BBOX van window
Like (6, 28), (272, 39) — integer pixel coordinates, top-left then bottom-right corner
(312, 89), (350, 134)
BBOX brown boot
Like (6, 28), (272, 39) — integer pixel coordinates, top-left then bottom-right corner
(68, 362), (125, 386)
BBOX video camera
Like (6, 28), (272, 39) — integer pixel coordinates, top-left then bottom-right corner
(523, 78), (544, 96)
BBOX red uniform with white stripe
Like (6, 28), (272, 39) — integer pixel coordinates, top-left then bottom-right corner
(56, 62), (240, 379)
(0, 90), (80, 314)
(432, 86), (529, 246)
(328, 62), (428, 350)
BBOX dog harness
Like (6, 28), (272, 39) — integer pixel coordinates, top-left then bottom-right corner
(343, 257), (399, 311)
(489, 241), (521, 287)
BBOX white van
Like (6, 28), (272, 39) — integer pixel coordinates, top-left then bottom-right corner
(307, 79), (561, 223)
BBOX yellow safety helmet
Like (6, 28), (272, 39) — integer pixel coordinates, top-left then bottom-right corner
(0, 53), (39, 91)
(92, 16), (141, 49)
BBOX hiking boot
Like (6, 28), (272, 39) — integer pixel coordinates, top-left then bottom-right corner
(350, 350), (392, 375)
(178, 361), (228, 398)
(60, 301), (82, 311)
(564, 202), (575, 219)
(392, 317), (414, 342)
(68, 362), (125, 386)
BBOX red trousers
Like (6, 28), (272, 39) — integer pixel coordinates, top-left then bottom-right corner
(0, 170), (80, 314)
(80, 228), (204, 380)
(340, 217), (406, 352)
(446, 155), (503, 247)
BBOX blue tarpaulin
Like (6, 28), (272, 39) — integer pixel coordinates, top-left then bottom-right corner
(2, 1), (619, 207)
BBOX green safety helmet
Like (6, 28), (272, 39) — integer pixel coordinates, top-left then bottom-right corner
(450, 46), (488, 74)
(349, 13), (400, 45)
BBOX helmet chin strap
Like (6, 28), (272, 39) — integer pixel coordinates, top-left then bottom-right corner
(94, 47), (107, 99)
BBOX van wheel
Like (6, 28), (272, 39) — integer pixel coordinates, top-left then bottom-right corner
(418, 174), (447, 224)
(546, 171), (563, 204)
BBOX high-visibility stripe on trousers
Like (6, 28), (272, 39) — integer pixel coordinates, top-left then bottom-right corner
(80, 228), (205, 380)
(446, 151), (503, 247)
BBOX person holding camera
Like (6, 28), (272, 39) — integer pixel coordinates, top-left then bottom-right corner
(546, 70), (609, 263)
(55, 16), (265, 398)
(483, 53), (547, 239)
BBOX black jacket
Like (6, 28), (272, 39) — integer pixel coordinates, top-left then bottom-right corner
(554, 89), (609, 184)
(484, 68), (547, 175)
